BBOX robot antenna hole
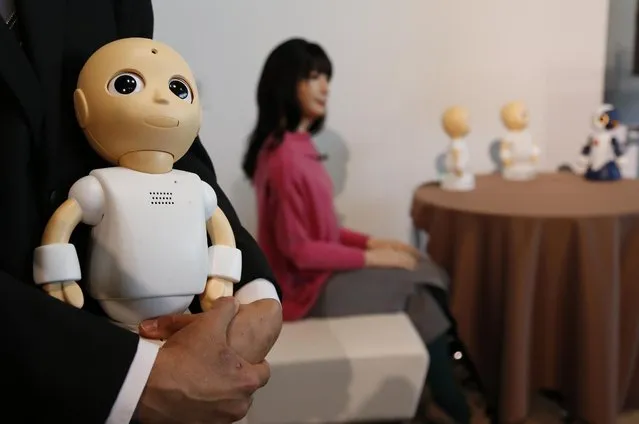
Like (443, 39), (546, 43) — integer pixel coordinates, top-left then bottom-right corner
(151, 48), (158, 54)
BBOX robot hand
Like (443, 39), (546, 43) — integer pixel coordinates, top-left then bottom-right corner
(530, 151), (540, 164)
(42, 281), (84, 308)
(200, 277), (235, 311)
(616, 155), (628, 166)
(576, 155), (589, 170)
(573, 155), (590, 175)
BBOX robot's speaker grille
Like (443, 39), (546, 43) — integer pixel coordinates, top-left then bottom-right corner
(149, 191), (174, 205)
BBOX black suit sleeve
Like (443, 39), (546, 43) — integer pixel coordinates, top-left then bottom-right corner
(176, 137), (282, 309)
(1, 2), (156, 422)
(1, 271), (140, 422)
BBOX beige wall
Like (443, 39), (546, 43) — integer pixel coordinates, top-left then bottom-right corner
(153, 0), (610, 240)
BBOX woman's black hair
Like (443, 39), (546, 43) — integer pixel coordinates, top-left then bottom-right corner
(242, 37), (332, 180)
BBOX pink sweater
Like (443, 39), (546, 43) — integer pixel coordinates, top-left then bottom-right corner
(254, 131), (370, 320)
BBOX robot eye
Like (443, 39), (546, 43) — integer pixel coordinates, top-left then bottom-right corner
(107, 72), (144, 95)
(168, 78), (193, 103)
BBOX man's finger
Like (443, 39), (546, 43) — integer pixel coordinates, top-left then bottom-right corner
(206, 296), (241, 336)
(139, 314), (198, 339)
(252, 360), (271, 390)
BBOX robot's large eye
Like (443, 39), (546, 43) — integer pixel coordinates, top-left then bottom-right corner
(169, 78), (193, 103)
(107, 72), (144, 95)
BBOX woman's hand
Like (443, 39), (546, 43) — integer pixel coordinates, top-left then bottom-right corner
(364, 248), (417, 271)
(367, 238), (423, 259)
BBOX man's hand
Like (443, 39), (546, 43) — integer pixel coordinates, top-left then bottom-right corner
(226, 299), (282, 364)
(135, 297), (271, 423)
(140, 299), (283, 365)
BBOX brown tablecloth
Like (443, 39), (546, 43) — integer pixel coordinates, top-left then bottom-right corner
(411, 172), (639, 424)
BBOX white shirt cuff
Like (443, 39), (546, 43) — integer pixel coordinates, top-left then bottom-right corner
(234, 278), (280, 304)
(106, 338), (160, 424)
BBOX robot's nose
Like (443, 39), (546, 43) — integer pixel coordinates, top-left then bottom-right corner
(153, 89), (170, 105)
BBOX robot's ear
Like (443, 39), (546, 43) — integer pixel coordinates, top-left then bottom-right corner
(73, 89), (90, 128)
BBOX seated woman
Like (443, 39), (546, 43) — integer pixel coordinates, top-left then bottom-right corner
(242, 37), (471, 423)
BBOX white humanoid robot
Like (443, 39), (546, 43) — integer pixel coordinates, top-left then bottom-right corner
(32, 38), (242, 332)
(499, 101), (540, 181)
(576, 104), (626, 181)
(441, 106), (475, 191)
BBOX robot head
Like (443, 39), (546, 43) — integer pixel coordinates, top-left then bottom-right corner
(592, 104), (620, 131)
(73, 38), (201, 165)
(500, 101), (529, 131)
(441, 106), (470, 139)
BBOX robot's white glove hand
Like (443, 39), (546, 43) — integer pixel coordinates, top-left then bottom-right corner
(575, 155), (589, 172)
(33, 243), (84, 308)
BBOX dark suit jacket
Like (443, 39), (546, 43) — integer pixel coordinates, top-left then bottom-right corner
(0, 1), (278, 422)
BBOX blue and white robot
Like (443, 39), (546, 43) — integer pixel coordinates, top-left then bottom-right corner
(578, 104), (626, 181)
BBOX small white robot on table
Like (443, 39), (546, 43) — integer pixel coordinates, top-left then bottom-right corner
(499, 101), (540, 181)
(577, 104), (626, 182)
(441, 106), (475, 191)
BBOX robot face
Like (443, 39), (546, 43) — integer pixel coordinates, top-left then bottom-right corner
(501, 101), (529, 130)
(442, 106), (470, 138)
(593, 104), (619, 131)
(74, 38), (202, 164)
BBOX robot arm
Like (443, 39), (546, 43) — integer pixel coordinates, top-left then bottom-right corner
(531, 142), (540, 161)
(200, 182), (242, 311)
(581, 138), (593, 156)
(575, 138), (593, 172)
(499, 139), (513, 166)
(34, 199), (85, 308)
(612, 137), (624, 157)
(450, 147), (460, 173)
(33, 175), (104, 308)
(611, 137), (627, 166)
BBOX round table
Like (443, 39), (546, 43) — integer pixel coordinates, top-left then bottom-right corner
(411, 172), (639, 424)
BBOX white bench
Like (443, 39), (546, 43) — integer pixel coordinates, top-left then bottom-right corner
(238, 312), (429, 424)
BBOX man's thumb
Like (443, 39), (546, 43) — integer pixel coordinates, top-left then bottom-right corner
(207, 296), (241, 334)
(139, 314), (197, 339)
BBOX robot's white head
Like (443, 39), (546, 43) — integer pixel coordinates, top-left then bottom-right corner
(592, 104), (619, 130)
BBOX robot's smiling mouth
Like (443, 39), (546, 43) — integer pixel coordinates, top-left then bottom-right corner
(144, 115), (180, 128)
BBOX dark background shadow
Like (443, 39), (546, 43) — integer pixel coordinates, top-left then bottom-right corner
(314, 127), (351, 224)
(488, 139), (502, 173)
(435, 152), (446, 175)
(314, 127), (350, 198)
